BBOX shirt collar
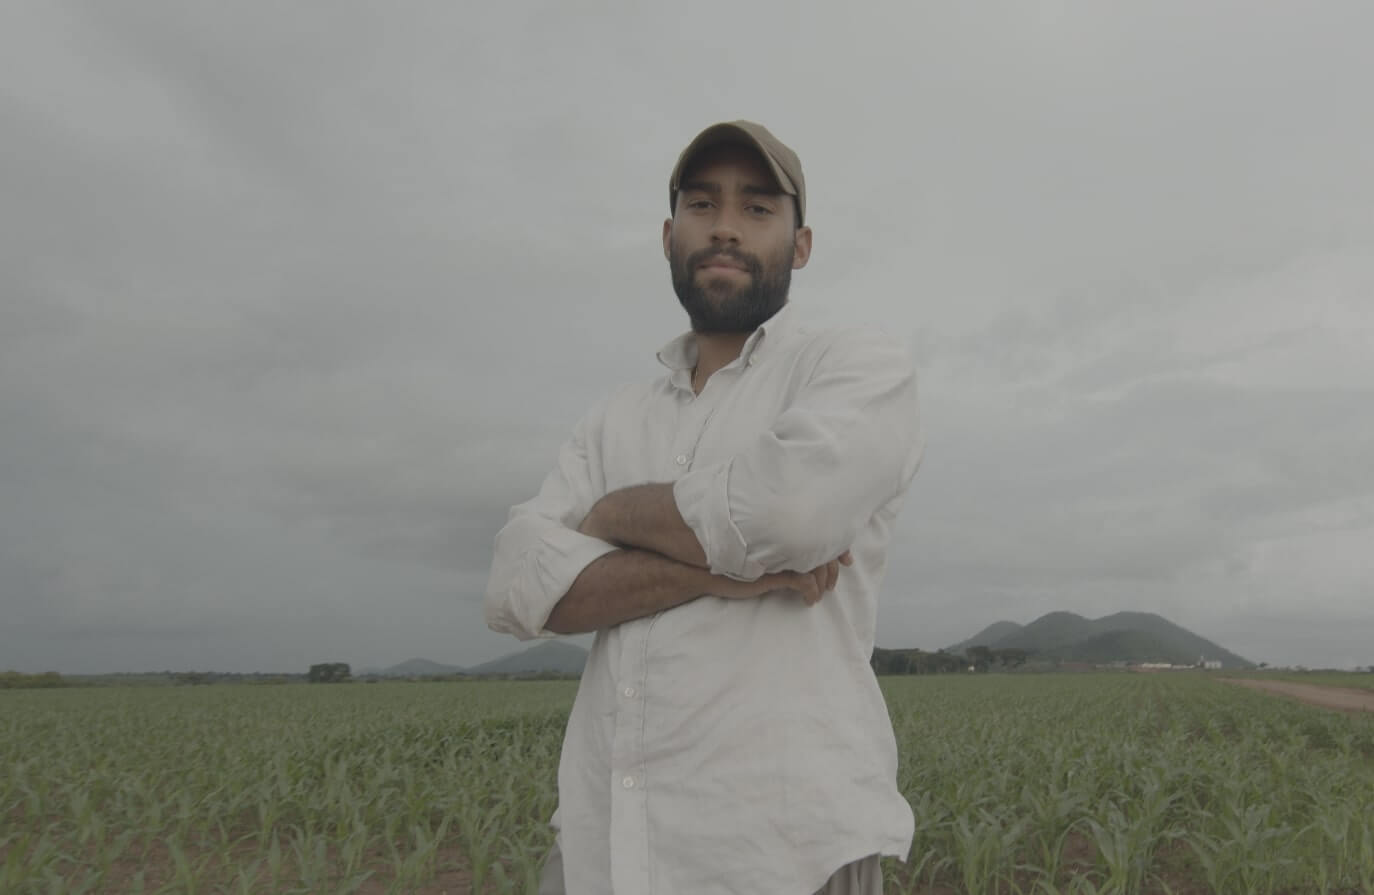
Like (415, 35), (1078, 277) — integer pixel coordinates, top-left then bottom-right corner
(656, 303), (800, 382)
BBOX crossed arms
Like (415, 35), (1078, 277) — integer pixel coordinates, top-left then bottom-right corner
(544, 484), (852, 634)
(483, 329), (921, 640)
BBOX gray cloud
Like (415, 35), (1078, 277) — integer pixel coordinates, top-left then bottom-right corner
(2, 1), (1372, 673)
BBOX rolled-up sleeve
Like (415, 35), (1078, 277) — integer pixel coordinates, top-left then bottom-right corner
(673, 328), (922, 579)
(484, 405), (619, 640)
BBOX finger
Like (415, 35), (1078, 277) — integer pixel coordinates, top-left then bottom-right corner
(825, 560), (838, 591)
(809, 569), (825, 601)
(838, 550), (854, 566)
(754, 572), (783, 593)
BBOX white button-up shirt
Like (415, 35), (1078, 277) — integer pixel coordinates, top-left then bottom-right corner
(485, 304), (922, 894)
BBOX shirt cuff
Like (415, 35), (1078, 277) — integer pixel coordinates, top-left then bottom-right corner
(514, 528), (620, 638)
(673, 461), (763, 581)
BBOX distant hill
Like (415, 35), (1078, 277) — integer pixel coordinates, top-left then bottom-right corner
(944, 621), (1024, 655)
(944, 611), (1251, 668)
(376, 658), (465, 677)
(465, 641), (588, 676)
(990, 611), (1101, 653)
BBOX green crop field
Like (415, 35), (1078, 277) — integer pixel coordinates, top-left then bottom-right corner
(3, 674), (1372, 894)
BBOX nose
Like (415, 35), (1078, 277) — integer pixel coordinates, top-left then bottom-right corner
(708, 208), (743, 246)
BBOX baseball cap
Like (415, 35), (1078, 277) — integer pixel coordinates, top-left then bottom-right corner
(668, 121), (806, 224)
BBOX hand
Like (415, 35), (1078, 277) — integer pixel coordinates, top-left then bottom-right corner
(719, 551), (853, 606)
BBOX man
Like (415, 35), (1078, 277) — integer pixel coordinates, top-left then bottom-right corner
(485, 121), (921, 894)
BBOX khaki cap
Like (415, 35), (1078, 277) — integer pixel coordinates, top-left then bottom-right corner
(668, 120), (806, 224)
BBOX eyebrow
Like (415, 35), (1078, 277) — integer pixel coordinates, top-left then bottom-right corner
(679, 179), (783, 199)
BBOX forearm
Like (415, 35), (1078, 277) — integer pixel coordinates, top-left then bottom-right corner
(579, 484), (709, 569)
(545, 547), (736, 634)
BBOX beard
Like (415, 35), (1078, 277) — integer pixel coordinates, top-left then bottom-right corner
(669, 238), (794, 333)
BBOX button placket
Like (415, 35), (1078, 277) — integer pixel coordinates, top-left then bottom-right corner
(608, 618), (652, 893)
(670, 375), (724, 479)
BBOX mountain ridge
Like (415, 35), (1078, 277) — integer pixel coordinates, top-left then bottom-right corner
(371, 642), (588, 678)
(373, 657), (464, 677)
(465, 640), (588, 676)
(942, 611), (1250, 668)
(944, 620), (1025, 655)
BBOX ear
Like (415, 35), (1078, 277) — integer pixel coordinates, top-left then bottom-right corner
(662, 218), (673, 261)
(791, 225), (813, 270)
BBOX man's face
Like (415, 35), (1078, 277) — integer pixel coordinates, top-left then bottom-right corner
(663, 144), (812, 333)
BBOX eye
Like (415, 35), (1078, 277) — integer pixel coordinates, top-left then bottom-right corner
(747, 204), (774, 216)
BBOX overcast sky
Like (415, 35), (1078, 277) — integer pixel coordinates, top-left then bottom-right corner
(3, 1), (1372, 674)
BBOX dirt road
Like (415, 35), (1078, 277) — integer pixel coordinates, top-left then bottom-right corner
(1222, 678), (1374, 713)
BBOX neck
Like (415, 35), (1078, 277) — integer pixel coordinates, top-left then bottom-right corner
(690, 331), (751, 394)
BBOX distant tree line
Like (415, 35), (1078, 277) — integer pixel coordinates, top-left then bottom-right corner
(171, 671), (297, 686)
(0, 671), (68, 689)
(355, 670), (581, 683)
(308, 663), (352, 683)
(870, 647), (1031, 675)
(965, 645), (1029, 672)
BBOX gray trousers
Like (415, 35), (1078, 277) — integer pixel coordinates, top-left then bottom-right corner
(538, 840), (882, 895)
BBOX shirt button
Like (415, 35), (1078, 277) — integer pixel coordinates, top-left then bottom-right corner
(674, 454), (688, 466)
(623, 686), (636, 698)
(622, 776), (636, 789)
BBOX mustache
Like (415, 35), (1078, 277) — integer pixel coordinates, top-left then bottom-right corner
(687, 247), (761, 274)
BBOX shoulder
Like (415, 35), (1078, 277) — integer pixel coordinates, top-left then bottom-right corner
(791, 320), (917, 379)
